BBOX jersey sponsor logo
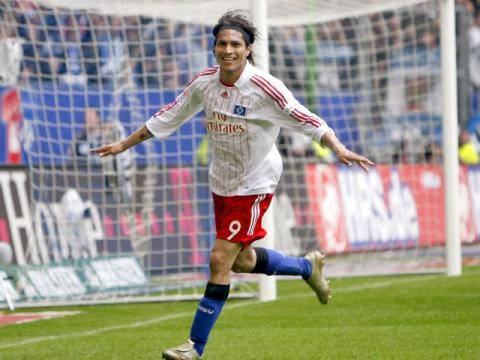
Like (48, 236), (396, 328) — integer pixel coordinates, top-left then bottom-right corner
(212, 111), (227, 121)
(206, 121), (246, 134)
(234, 104), (247, 116)
(221, 91), (229, 98)
(207, 111), (246, 134)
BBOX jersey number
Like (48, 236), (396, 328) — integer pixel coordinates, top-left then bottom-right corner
(227, 220), (241, 240)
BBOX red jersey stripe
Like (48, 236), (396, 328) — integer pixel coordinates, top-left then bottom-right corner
(251, 75), (287, 107)
(291, 109), (322, 127)
(155, 67), (218, 116)
(253, 75), (288, 105)
(186, 66), (218, 87)
(251, 75), (287, 108)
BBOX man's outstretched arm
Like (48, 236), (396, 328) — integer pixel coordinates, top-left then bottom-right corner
(90, 125), (153, 157)
(321, 130), (374, 172)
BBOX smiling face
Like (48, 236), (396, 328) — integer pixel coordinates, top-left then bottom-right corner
(214, 29), (251, 85)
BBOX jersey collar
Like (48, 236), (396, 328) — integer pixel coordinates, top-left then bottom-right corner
(233, 61), (254, 88)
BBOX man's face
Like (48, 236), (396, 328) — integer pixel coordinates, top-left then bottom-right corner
(214, 29), (250, 79)
(85, 108), (100, 130)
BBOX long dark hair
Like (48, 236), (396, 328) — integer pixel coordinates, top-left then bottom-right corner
(212, 10), (258, 64)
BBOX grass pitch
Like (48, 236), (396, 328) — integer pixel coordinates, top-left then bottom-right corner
(0, 266), (478, 359)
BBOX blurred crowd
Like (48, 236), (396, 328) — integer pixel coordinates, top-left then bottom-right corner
(273, 0), (480, 165)
(0, 0), (214, 88)
(0, 0), (480, 164)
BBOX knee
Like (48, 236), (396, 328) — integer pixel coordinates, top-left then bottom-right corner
(231, 251), (256, 273)
(209, 249), (231, 274)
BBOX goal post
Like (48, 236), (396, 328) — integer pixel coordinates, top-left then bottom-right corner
(440, 0), (461, 276)
(0, 0), (475, 309)
(250, 0), (277, 302)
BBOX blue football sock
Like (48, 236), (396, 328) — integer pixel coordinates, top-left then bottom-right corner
(252, 247), (312, 279)
(189, 283), (229, 356)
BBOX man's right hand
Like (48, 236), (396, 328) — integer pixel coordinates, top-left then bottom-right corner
(90, 142), (125, 157)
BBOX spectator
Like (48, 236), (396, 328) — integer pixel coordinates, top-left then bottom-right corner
(315, 20), (353, 90)
(417, 29), (440, 68)
(469, 10), (480, 88)
(176, 22), (211, 85)
(139, 59), (160, 88)
(59, 14), (88, 85)
(459, 128), (480, 164)
(467, 111), (480, 140)
(125, 16), (144, 87)
(71, 107), (132, 164)
(18, 10), (50, 83)
(160, 58), (181, 89)
(70, 107), (134, 200)
(0, 5), (24, 85)
(92, 15), (131, 87)
(274, 27), (307, 90)
(70, 107), (106, 160)
(76, 12), (98, 86)
(40, 9), (66, 82)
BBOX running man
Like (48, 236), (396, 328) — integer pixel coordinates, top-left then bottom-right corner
(91, 10), (374, 360)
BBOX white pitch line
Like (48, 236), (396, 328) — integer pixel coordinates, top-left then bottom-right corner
(0, 300), (259, 350)
(0, 273), (442, 350)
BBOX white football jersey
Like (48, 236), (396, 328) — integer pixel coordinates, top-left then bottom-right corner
(146, 62), (333, 196)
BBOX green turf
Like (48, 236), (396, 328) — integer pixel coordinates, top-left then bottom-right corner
(0, 266), (479, 359)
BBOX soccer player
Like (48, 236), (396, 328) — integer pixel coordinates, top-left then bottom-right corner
(91, 10), (374, 360)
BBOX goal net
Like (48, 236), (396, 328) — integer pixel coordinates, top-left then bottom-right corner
(0, 0), (477, 307)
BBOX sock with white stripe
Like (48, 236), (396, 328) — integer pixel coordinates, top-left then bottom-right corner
(252, 247), (312, 279)
(189, 282), (229, 356)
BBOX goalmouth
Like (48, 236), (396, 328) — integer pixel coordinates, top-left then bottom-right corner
(0, 0), (467, 309)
